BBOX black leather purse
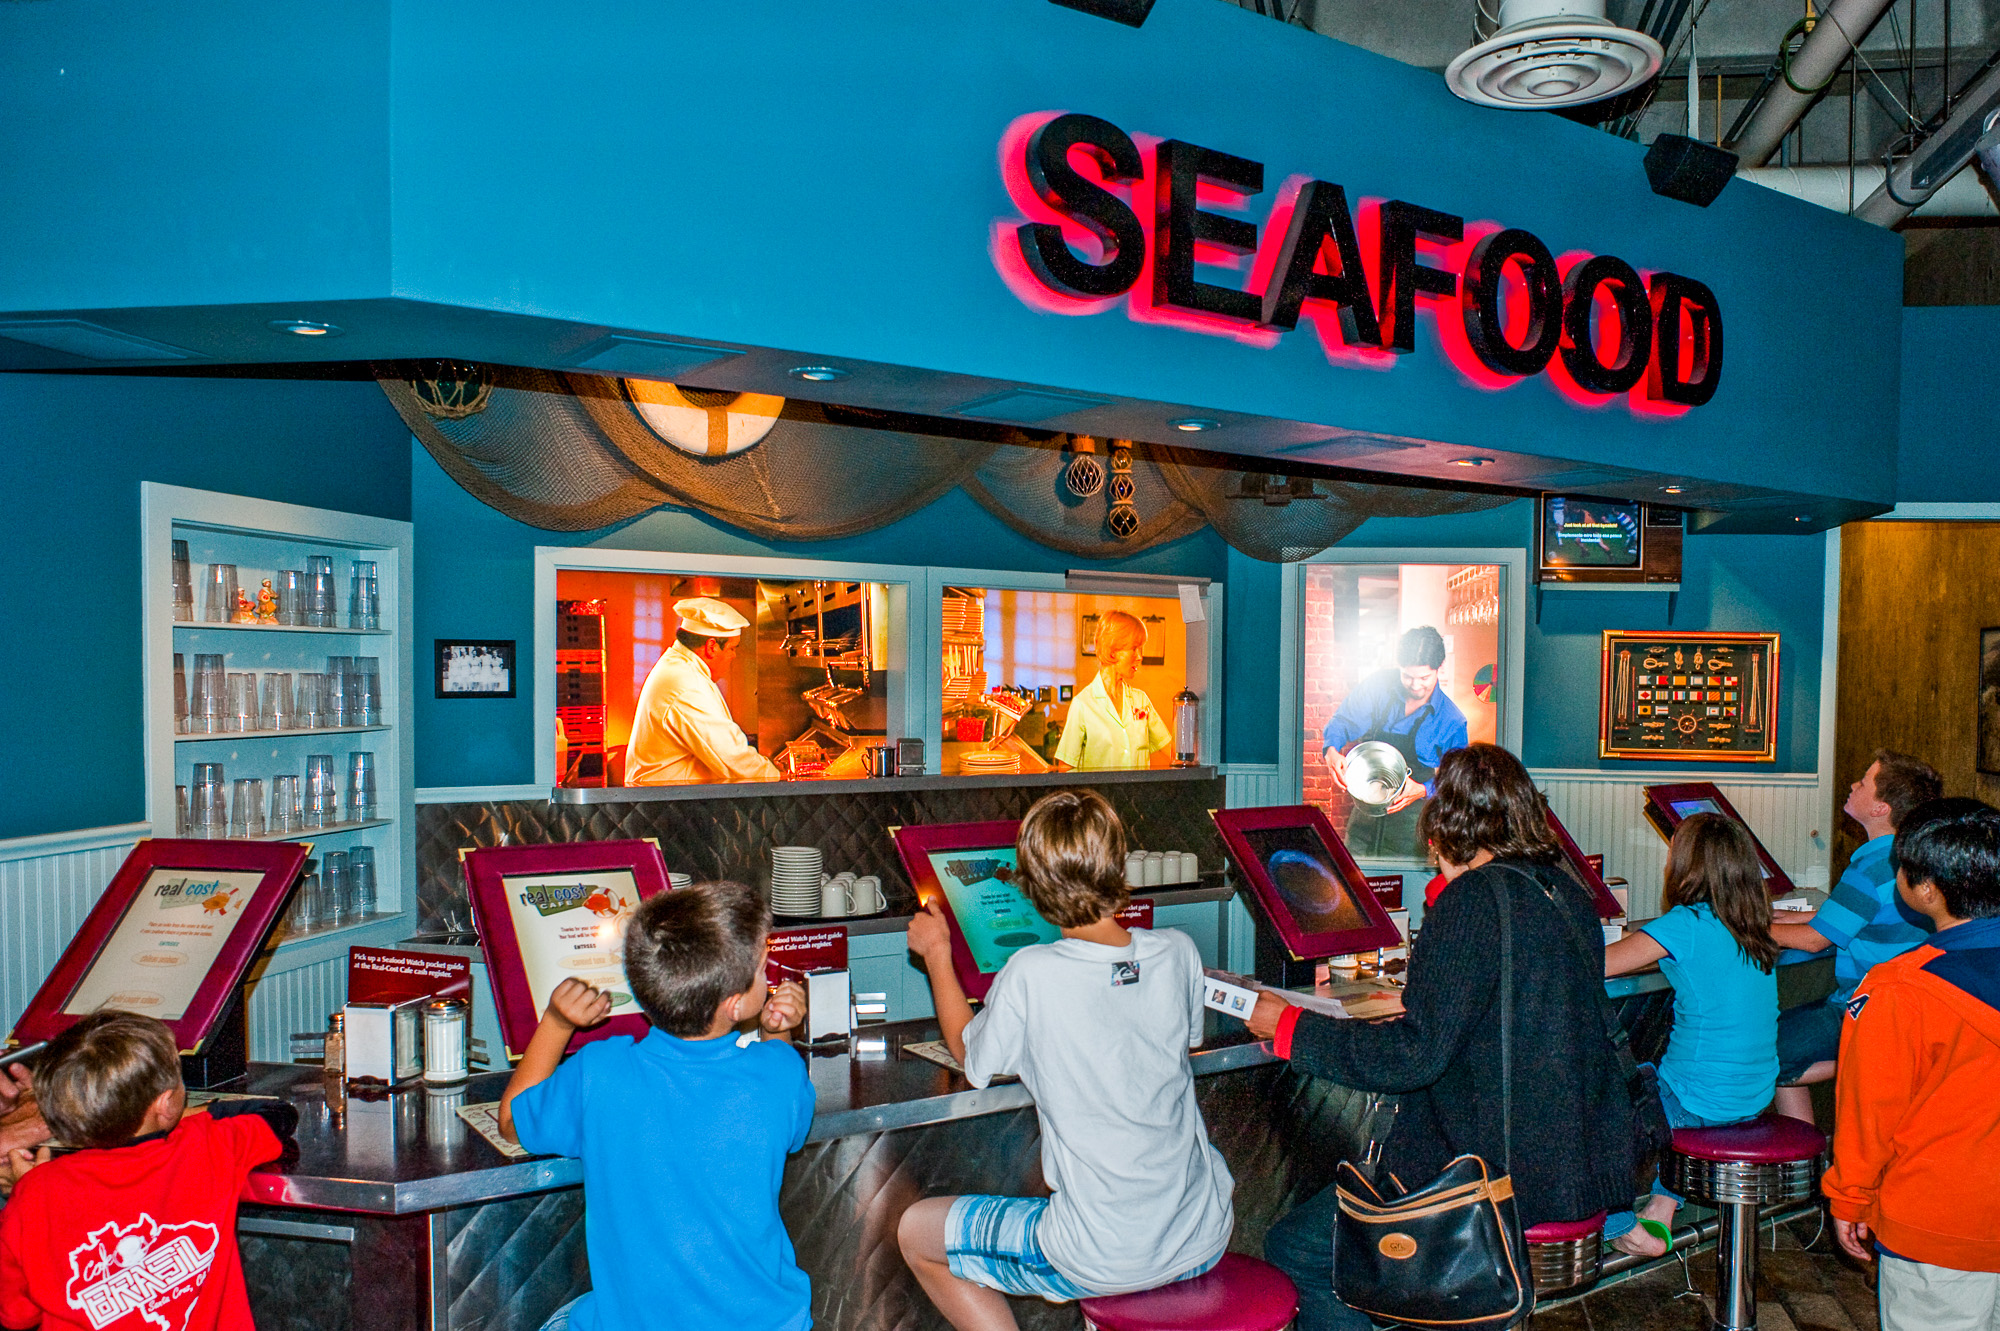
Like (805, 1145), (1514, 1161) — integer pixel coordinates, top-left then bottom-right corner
(1330, 870), (1531, 1330)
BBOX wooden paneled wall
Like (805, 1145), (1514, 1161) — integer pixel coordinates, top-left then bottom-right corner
(1837, 521), (2000, 863)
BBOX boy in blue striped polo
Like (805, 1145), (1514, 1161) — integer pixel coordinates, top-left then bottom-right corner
(1771, 750), (1942, 1121)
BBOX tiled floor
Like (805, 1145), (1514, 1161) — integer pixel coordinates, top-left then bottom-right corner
(1532, 1217), (1880, 1331)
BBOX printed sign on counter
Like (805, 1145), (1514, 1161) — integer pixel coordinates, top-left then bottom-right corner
(1363, 874), (1404, 909)
(349, 947), (472, 1006)
(1115, 898), (1154, 929)
(61, 869), (268, 1021)
(499, 869), (644, 1019)
(766, 926), (850, 985)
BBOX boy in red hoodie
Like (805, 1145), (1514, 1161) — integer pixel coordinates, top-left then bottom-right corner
(1825, 797), (2000, 1331)
(0, 1012), (294, 1331)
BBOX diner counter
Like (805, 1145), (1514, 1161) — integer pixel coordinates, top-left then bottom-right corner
(547, 764), (1219, 804)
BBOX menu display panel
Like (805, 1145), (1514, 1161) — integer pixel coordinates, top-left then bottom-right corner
(1210, 805), (1403, 961)
(463, 840), (673, 1058)
(1641, 782), (1795, 896)
(10, 839), (308, 1054)
(892, 819), (1050, 1000)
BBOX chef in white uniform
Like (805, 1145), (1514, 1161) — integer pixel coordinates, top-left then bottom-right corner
(1052, 610), (1172, 771)
(624, 597), (782, 785)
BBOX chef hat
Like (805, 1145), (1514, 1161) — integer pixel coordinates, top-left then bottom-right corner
(674, 596), (751, 638)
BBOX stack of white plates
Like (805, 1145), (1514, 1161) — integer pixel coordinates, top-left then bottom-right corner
(668, 872), (692, 891)
(960, 750), (1021, 776)
(771, 846), (824, 916)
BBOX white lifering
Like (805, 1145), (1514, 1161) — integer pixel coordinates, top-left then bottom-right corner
(626, 380), (784, 457)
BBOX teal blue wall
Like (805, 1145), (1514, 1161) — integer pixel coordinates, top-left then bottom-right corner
(1899, 307), (2000, 502)
(0, 374), (412, 841)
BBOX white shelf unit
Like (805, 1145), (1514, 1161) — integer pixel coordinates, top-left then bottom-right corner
(142, 485), (417, 1001)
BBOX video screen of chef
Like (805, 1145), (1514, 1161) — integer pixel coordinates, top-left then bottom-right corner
(552, 573), (892, 787)
(1302, 563), (1504, 859)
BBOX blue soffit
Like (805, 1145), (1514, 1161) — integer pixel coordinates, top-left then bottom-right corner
(0, 0), (1902, 530)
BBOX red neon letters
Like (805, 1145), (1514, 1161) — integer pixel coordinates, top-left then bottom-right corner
(1005, 112), (1722, 409)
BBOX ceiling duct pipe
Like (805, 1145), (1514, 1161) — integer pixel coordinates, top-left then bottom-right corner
(1740, 163), (1999, 217)
(1727, 0), (1896, 166)
(1852, 58), (2000, 224)
(1446, 0), (1662, 109)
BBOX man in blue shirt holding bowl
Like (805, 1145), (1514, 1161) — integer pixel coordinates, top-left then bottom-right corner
(1321, 626), (1469, 858)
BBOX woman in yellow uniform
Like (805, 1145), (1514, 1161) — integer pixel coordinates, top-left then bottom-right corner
(1052, 610), (1171, 771)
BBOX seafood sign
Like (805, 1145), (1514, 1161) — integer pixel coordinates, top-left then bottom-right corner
(62, 869), (266, 1021)
(498, 870), (644, 1018)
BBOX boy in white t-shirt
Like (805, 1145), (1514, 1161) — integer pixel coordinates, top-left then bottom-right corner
(897, 789), (1236, 1331)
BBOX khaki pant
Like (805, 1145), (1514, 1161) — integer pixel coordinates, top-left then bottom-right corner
(1881, 1255), (2000, 1331)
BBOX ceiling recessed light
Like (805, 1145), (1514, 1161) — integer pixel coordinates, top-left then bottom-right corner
(788, 365), (849, 382)
(268, 319), (341, 337)
(1168, 417), (1220, 432)
(1449, 456), (1494, 467)
(1660, 485), (1684, 494)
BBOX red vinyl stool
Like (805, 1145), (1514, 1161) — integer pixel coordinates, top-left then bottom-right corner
(1079, 1254), (1300, 1331)
(1524, 1211), (1606, 1298)
(1665, 1114), (1827, 1331)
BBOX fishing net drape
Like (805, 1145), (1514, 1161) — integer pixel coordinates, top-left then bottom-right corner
(378, 366), (1511, 561)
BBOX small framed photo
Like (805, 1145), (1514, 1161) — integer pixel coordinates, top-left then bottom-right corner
(1079, 613), (1100, 656)
(436, 639), (516, 698)
(461, 839), (673, 1058)
(1980, 629), (2000, 774)
(11, 839), (309, 1054)
(1058, 684), (1074, 703)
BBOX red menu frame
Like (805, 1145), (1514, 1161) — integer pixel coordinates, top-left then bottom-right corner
(1543, 806), (1625, 918)
(462, 839), (672, 1059)
(1641, 782), (1797, 896)
(1210, 804), (1404, 960)
(10, 838), (308, 1054)
(891, 819), (1024, 1001)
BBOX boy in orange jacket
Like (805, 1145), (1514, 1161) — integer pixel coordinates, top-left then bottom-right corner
(1825, 797), (2000, 1331)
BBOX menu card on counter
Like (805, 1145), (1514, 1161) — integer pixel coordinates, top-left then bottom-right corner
(498, 869), (644, 1019)
(349, 947), (471, 1005)
(61, 869), (269, 1021)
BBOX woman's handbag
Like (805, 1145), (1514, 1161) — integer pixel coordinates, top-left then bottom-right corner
(1330, 871), (1532, 1330)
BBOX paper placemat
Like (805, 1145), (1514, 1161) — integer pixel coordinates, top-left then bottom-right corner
(457, 1102), (533, 1159)
(901, 1039), (965, 1073)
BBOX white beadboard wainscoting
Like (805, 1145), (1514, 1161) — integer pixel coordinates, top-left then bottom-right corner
(1221, 764), (1283, 810)
(1, 826), (379, 1062)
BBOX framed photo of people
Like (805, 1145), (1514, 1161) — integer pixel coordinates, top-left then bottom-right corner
(1599, 630), (1779, 762)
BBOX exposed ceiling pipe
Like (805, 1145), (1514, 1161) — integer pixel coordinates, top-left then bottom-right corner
(1851, 57), (2000, 224)
(1740, 163), (2000, 217)
(1727, 0), (1897, 166)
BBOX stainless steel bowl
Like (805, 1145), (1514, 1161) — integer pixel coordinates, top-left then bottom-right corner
(1341, 740), (1410, 817)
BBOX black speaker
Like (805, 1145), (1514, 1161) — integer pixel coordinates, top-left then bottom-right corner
(1644, 134), (1739, 207)
(1048, 0), (1157, 25)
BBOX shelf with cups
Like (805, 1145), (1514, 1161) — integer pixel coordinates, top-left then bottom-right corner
(144, 483), (415, 972)
(176, 724), (391, 745)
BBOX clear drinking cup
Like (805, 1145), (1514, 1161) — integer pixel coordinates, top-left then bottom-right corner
(353, 657), (381, 726)
(189, 654), (227, 734)
(347, 751), (377, 823)
(305, 555), (336, 628)
(350, 560), (379, 631)
(296, 673), (325, 729)
(349, 847), (377, 915)
(293, 872), (322, 931)
(229, 779), (255, 837)
(243, 778), (265, 837)
(226, 673), (257, 733)
(172, 539), (194, 622)
(276, 570), (306, 626)
(174, 785), (190, 837)
(304, 754), (338, 828)
(326, 656), (353, 727)
(173, 654), (188, 734)
(270, 774), (303, 835)
(261, 671), (294, 732)
(324, 851), (351, 923)
(191, 763), (227, 839)
(203, 564), (239, 623)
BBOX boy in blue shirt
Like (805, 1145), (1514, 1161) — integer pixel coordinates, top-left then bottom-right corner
(1770, 750), (1941, 1121)
(499, 881), (812, 1331)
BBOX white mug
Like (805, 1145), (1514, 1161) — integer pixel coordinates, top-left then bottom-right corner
(852, 876), (882, 914)
(820, 881), (849, 918)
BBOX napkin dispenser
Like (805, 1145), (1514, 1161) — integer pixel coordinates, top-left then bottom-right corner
(345, 996), (426, 1085)
(805, 969), (852, 1043)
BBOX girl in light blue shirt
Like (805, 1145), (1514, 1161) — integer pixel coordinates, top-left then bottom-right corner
(1603, 813), (1780, 1256)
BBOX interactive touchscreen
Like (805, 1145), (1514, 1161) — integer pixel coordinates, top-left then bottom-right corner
(925, 847), (1061, 974)
(61, 869), (269, 1021)
(1541, 496), (1642, 569)
(1642, 782), (1794, 895)
(498, 869), (645, 1020)
(1669, 798), (1725, 820)
(1233, 825), (1370, 937)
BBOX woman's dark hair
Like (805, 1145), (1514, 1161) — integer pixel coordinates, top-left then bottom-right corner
(1663, 813), (1778, 972)
(1418, 743), (1561, 867)
(1893, 797), (2000, 920)
(622, 880), (768, 1037)
(1015, 788), (1130, 928)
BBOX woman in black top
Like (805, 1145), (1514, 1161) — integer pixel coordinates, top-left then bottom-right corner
(1248, 744), (1635, 1331)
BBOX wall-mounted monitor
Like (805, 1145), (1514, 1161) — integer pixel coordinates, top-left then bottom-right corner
(1640, 782), (1797, 896)
(1210, 805), (1405, 961)
(1537, 497), (1683, 586)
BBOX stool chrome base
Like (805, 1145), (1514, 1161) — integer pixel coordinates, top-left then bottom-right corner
(1528, 1234), (1602, 1298)
(1666, 1154), (1823, 1331)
